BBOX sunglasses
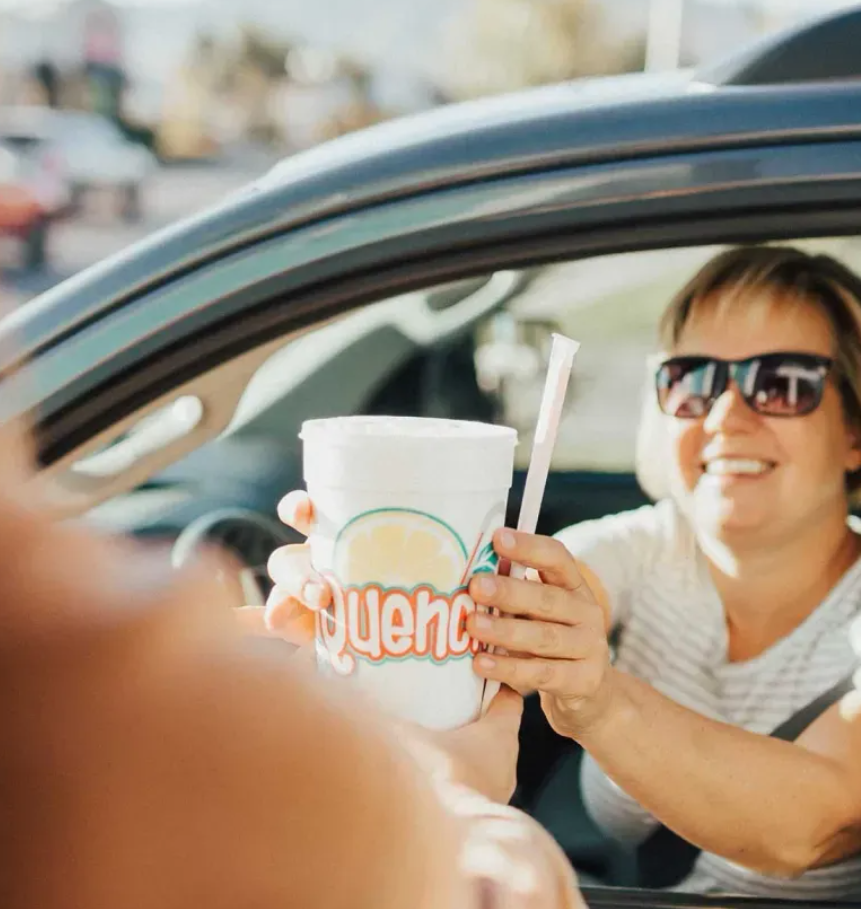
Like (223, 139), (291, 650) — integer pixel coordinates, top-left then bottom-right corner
(655, 352), (834, 419)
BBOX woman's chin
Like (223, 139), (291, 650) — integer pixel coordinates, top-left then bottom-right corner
(692, 489), (770, 538)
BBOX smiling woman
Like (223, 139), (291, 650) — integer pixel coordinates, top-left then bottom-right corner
(523, 246), (861, 898)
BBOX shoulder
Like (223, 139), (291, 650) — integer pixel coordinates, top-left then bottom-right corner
(555, 498), (690, 562)
(554, 500), (695, 627)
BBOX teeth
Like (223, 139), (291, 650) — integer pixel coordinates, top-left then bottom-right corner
(704, 459), (771, 476)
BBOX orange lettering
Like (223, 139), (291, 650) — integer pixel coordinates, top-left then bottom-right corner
(381, 592), (414, 657)
(317, 582), (481, 667)
(448, 591), (475, 657)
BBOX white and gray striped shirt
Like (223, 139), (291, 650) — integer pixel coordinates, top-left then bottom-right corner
(557, 500), (861, 900)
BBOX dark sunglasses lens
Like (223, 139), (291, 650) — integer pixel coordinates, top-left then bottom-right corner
(750, 357), (827, 416)
(657, 360), (718, 418)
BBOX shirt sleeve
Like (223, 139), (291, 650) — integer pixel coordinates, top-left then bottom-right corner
(554, 500), (678, 629)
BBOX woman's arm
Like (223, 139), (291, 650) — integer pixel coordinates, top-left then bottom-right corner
(468, 528), (861, 878)
(580, 671), (861, 876)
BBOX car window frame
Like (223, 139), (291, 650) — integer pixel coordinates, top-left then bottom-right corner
(6, 138), (861, 466)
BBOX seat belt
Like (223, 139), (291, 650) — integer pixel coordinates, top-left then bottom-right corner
(635, 671), (856, 889)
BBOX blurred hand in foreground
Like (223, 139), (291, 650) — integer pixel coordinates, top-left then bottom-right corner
(0, 421), (583, 909)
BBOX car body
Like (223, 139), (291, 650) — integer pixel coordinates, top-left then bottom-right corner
(0, 109), (74, 219)
(4, 7), (861, 904)
(0, 143), (57, 272)
(0, 107), (157, 222)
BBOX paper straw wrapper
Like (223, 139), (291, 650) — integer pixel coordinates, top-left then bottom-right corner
(510, 333), (580, 578)
(481, 333), (580, 712)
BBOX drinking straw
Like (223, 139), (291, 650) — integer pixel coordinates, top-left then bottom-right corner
(479, 332), (580, 713)
(509, 333), (581, 579)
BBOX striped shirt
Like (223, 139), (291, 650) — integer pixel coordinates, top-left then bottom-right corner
(557, 500), (861, 900)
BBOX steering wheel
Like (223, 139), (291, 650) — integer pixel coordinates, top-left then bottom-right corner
(171, 508), (293, 608)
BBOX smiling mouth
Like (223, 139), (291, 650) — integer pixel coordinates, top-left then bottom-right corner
(700, 458), (777, 478)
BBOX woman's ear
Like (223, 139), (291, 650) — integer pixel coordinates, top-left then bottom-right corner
(846, 426), (861, 474)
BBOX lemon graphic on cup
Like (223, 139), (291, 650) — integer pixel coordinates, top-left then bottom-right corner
(334, 509), (468, 592)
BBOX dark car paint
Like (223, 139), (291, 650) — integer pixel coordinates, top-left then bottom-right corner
(699, 6), (861, 86)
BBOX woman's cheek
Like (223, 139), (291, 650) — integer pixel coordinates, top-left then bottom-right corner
(667, 422), (702, 494)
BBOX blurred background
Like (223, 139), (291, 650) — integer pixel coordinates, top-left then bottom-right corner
(0, 0), (855, 307)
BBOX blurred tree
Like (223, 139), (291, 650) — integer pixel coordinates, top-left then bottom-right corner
(32, 61), (61, 108)
(237, 26), (294, 80)
(438, 0), (642, 100)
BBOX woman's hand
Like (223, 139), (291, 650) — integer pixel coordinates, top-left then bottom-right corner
(467, 529), (616, 740)
(243, 492), (524, 802)
(235, 491), (330, 644)
(406, 687), (524, 805)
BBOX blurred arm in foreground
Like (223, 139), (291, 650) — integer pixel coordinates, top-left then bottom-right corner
(0, 420), (582, 909)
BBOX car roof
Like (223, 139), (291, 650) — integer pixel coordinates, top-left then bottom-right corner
(251, 69), (701, 196)
(698, 5), (861, 86)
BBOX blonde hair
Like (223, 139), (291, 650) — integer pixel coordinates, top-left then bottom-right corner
(636, 245), (861, 502)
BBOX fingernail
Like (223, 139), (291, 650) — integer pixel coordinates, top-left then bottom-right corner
(476, 655), (496, 670)
(473, 614), (493, 631)
(475, 576), (496, 597)
(303, 582), (325, 610)
(499, 529), (516, 550)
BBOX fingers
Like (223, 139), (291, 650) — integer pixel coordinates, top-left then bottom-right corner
(492, 529), (594, 597)
(267, 544), (331, 612)
(234, 605), (269, 635)
(234, 603), (316, 645)
(467, 612), (601, 660)
(469, 573), (602, 630)
(473, 652), (604, 699)
(277, 490), (314, 536)
(264, 586), (318, 638)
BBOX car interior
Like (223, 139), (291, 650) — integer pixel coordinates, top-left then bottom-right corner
(32, 231), (861, 895)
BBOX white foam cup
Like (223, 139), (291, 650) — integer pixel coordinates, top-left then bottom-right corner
(301, 416), (518, 730)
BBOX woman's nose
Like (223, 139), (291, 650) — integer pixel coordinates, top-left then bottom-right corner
(703, 381), (757, 434)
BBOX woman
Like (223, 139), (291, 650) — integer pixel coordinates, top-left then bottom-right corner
(263, 245), (861, 899)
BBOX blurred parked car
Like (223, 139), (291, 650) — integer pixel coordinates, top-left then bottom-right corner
(0, 107), (157, 223)
(0, 113), (71, 221)
(0, 144), (55, 272)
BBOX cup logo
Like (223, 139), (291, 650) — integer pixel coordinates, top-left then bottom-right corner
(317, 508), (499, 675)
